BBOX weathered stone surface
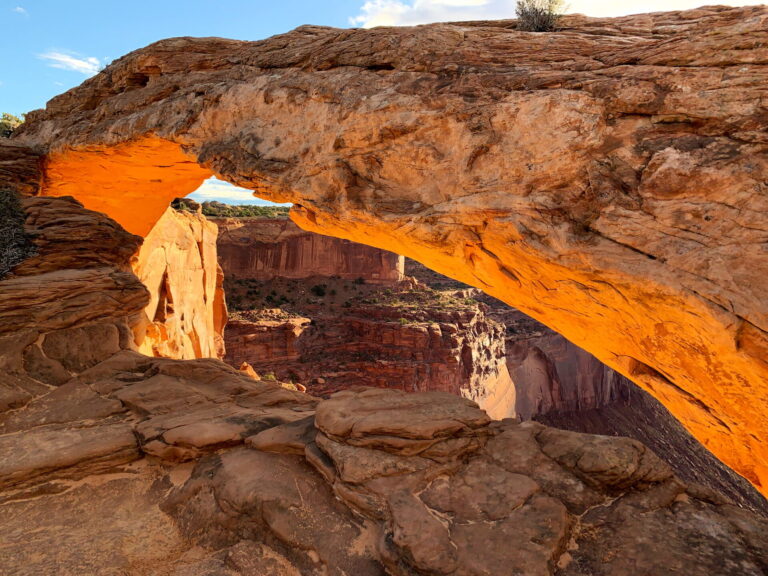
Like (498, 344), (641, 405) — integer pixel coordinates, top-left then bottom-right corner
(307, 388), (768, 576)
(0, 196), (148, 387)
(133, 206), (227, 360)
(409, 260), (768, 515)
(12, 5), (768, 492)
(0, 141), (42, 196)
(0, 422), (139, 490)
(315, 387), (490, 452)
(0, 462), (188, 576)
(215, 216), (404, 284)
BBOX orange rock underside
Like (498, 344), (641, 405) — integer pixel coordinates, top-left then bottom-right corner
(290, 209), (768, 495)
(42, 138), (210, 237)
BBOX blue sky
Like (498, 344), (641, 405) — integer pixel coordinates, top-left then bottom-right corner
(2, 0), (761, 204)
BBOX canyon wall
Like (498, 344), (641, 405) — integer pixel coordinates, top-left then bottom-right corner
(14, 6), (768, 494)
(490, 305), (631, 420)
(214, 217), (404, 284)
(225, 303), (516, 419)
(132, 207), (227, 359)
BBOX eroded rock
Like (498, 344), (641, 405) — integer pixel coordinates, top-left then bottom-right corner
(11, 6), (768, 492)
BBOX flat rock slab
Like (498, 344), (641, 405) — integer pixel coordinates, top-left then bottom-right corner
(0, 421), (139, 490)
(316, 388), (490, 447)
(0, 463), (184, 576)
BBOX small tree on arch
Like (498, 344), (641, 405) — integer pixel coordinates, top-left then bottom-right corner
(516, 0), (564, 32)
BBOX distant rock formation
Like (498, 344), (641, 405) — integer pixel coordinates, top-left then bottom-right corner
(132, 206), (227, 359)
(225, 302), (516, 419)
(214, 217), (404, 284)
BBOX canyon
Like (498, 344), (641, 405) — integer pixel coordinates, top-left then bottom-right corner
(214, 215), (766, 512)
(1, 5), (767, 573)
(215, 216), (516, 418)
(12, 5), (768, 492)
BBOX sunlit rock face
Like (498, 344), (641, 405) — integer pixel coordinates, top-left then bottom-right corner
(14, 5), (768, 493)
(1, 163), (768, 574)
(214, 217), (404, 284)
(132, 207), (227, 360)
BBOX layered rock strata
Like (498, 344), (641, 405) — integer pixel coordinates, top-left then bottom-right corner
(12, 6), (768, 492)
(133, 206), (227, 360)
(1, 196), (767, 574)
(214, 217), (404, 284)
(225, 297), (516, 419)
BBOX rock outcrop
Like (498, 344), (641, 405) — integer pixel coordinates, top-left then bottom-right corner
(214, 217), (404, 284)
(0, 196), (147, 387)
(133, 206), (227, 359)
(12, 6), (768, 492)
(407, 259), (768, 514)
(1, 195), (767, 574)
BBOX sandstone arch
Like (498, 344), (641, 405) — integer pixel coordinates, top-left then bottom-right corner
(14, 6), (768, 494)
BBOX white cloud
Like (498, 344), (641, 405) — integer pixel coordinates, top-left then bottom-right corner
(351, 0), (766, 27)
(188, 178), (291, 206)
(12, 6), (27, 15)
(38, 51), (102, 76)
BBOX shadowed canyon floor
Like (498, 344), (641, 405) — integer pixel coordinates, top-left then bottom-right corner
(9, 5), (768, 493)
(1, 184), (768, 573)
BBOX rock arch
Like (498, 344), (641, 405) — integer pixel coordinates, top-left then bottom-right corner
(14, 6), (768, 494)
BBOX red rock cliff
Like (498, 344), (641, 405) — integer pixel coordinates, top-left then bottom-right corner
(214, 217), (404, 284)
(132, 207), (227, 359)
(225, 299), (516, 419)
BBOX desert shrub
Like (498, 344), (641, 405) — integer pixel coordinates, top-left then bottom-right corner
(0, 113), (23, 138)
(0, 190), (36, 278)
(516, 0), (563, 32)
(263, 372), (277, 381)
(353, 277), (366, 285)
(200, 201), (290, 219)
(311, 284), (327, 297)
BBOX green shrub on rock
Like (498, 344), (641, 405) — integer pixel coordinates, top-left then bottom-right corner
(516, 0), (563, 32)
(0, 190), (36, 278)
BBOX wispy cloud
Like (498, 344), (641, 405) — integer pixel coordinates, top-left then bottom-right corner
(12, 6), (27, 16)
(350, 0), (766, 27)
(188, 178), (291, 206)
(38, 51), (102, 76)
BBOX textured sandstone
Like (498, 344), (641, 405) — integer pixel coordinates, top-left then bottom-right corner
(0, 196), (766, 573)
(11, 6), (768, 492)
(0, 196), (147, 386)
(133, 206), (227, 359)
(214, 217), (404, 284)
